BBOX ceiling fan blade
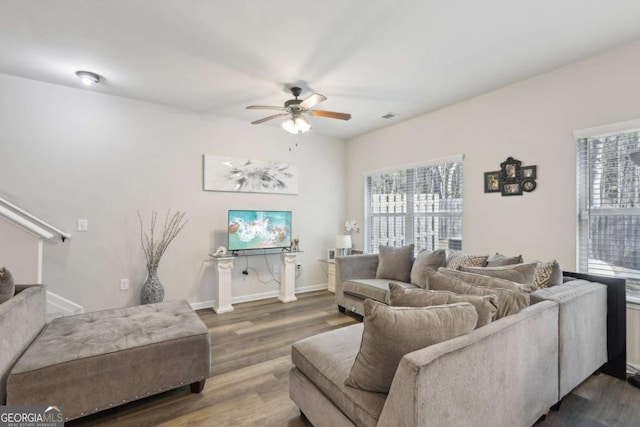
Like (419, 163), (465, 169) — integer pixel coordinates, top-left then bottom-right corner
(251, 113), (288, 125)
(299, 93), (327, 109)
(309, 110), (352, 121)
(246, 105), (286, 110)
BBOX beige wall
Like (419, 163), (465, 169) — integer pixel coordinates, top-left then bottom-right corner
(0, 74), (346, 312)
(0, 220), (39, 283)
(345, 39), (640, 269)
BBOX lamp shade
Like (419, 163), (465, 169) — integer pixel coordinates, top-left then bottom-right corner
(336, 235), (352, 249)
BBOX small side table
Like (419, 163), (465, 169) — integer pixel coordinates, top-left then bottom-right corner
(319, 259), (336, 293)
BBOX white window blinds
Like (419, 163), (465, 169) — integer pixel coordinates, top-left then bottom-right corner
(364, 158), (463, 254)
(577, 129), (640, 290)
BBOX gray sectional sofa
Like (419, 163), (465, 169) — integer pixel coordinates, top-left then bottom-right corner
(289, 251), (621, 426)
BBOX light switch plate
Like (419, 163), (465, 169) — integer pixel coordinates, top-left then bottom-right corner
(77, 219), (88, 232)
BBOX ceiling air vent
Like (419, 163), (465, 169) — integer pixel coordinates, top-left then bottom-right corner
(381, 113), (396, 119)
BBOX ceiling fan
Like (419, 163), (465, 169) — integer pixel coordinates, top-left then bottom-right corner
(246, 87), (351, 134)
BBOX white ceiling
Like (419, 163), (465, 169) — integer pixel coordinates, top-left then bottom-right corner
(1, 1), (640, 140)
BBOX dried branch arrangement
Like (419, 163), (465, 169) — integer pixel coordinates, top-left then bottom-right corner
(138, 210), (188, 267)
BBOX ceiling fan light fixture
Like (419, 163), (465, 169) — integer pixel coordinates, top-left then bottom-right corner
(282, 113), (311, 134)
(75, 70), (101, 86)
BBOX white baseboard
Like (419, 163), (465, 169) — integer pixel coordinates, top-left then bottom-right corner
(47, 291), (84, 318)
(189, 283), (329, 311)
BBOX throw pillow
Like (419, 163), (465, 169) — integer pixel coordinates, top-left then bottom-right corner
(486, 253), (523, 267)
(388, 282), (497, 328)
(438, 268), (533, 293)
(376, 244), (415, 283)
(532, 260), (563, 289)
(446, 252), (489, 270)
(457, 263), (537, 288)
(426, 269), (530, 319)
(410, 248), (446, 288)
(0, 266), (16, 304)
(345, 299), (477, 393)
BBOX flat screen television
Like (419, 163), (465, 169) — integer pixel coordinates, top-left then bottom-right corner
(228, 210), (292, 251)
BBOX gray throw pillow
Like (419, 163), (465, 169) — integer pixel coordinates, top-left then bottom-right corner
(345, 299), (477, 393)
(388, 282), (497, 328)
(457, 263), (537, 288)
(410, 248), (446, 288)
(438, 268), (533, 293)
(486, 253), (523, 267)
(532, 260), (563, 289)
(0, 267), (16, 304)
(427, 269), (530, 319)
(376, 244), (415, 283)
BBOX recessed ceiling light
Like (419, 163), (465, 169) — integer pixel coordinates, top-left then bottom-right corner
(75, 70), (102, 86)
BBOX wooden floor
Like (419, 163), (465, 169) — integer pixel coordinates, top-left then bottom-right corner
(67, 291), (640, 427)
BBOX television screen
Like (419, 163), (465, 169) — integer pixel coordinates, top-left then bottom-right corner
(228, 210), (292, 251)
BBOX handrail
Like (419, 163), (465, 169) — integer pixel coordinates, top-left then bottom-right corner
(0, 196), (71, 241)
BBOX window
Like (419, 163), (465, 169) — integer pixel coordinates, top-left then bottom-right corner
(576, 124), (640, 294)
(364, 156), (463, 254)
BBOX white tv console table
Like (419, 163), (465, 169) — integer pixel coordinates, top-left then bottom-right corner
(209, 251), (301, 314)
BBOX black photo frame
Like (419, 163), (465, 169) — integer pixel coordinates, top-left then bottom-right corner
(522, 165), (537, 180)
(502, 182), (522, 196)
(500, 157), (522, 183)
(484, 171), (501, 193)
(522, 179), (537, 192)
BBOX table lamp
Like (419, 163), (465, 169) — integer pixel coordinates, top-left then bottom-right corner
(336, 235), (352, 257)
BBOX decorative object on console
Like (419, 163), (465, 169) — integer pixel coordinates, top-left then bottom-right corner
(483, 157), (538, 196)
(203, 155), (298, 194)
(212, 246), (227, 257)
(336, 235), (352, 257)
(290, 237), (300, 252)
(138, 210), (188, 304)
(327, 249), (336, 260)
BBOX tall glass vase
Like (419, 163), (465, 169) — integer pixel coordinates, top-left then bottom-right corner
(140, 263), (164, 304)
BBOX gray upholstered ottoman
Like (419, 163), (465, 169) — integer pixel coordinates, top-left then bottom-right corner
(6, 300), (210, 421)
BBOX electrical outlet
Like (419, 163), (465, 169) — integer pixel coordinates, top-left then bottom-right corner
(273, 264), (280, 276)
(120, 279), (129, 291)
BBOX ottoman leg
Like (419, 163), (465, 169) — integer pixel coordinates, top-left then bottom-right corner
(190, 379), (206, 393)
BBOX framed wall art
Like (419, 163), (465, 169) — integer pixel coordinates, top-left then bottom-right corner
(203, 155), (298, 195)
(484, 157), (537, 197)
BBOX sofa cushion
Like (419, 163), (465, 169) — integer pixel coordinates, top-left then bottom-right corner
(345, 299), (477, 393)
(0, 267), (15, 304)
(410, 249), (446, 288)
(291, 324), (386, 427)
(344, 279), (418, 304)
(376, 244), (415, 283)
(427, 269), (530, 319)
(532, 260), (563, 289)
(458, 263), (537, 287)
(438, 268), (532, 293)
(387, 282), (497, 328)
(446, 252), (489, 270)
(486, 253), (523, 267)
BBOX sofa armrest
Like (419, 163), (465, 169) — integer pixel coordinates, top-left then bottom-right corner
(378, 301), (559, 427)
(532, 280), (608, 397)
(334, 255), (379, 308)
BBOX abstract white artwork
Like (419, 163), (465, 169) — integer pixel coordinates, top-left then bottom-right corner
(203, 155), (298, 195)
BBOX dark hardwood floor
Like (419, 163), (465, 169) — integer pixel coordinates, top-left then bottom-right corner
(67, 291), (640, 427)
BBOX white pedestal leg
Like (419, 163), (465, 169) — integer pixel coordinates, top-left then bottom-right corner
(213, 256), (234, 313)
(279, 253), (297, 303)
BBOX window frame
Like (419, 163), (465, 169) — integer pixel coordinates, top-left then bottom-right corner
(363, 155), (464, 254)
